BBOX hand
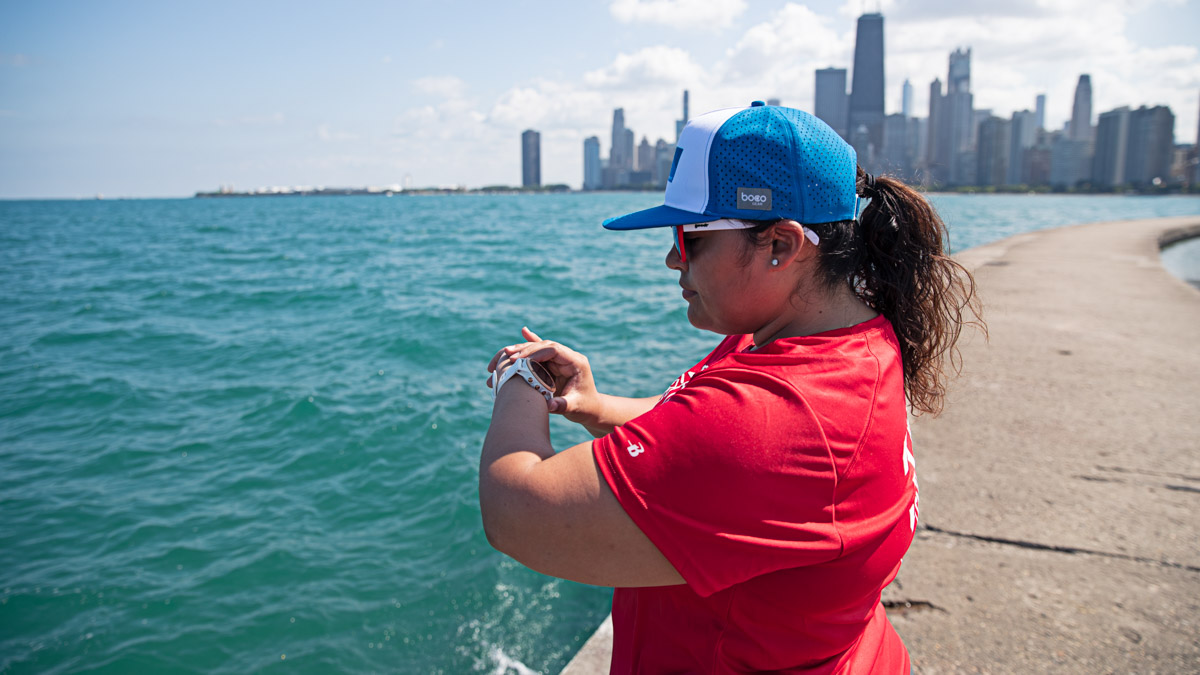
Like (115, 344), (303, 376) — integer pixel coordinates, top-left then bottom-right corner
(487, 327), (600, 420)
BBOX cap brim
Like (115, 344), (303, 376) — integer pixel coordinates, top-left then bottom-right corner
(602, 204), (716, 231)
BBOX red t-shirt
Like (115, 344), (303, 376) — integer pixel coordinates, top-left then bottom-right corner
(593, 315), (917, 674)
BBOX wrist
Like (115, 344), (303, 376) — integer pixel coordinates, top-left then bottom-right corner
(492, 358), (555, 404)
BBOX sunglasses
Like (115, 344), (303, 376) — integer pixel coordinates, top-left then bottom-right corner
(671, 219), (820, 264)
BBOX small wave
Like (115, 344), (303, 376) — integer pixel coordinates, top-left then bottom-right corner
(485, 645), (541, 675)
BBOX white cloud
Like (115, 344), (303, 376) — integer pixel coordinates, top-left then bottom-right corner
(609, 0), (748, 30)
(583, 46), (706, 89)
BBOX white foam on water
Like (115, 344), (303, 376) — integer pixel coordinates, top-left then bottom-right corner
(486, 644), (540, 675)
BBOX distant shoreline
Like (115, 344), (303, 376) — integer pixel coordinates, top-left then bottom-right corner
(194, 185), (1195, 199)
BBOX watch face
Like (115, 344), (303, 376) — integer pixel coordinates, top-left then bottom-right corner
(528, 360), (556, 393)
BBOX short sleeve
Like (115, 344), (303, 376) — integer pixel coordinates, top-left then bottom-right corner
(593, 367), (843, 597)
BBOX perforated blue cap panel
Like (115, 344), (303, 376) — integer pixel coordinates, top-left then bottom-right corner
(604, 103), (858, 230)
(708, 106), (857, 224)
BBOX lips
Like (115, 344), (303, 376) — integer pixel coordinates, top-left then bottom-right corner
(680, 285), (697, 300)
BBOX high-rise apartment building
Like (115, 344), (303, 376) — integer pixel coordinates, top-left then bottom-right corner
(1093, 105), (1174, 187)
(945, 48), (974, 184)
(521, 129), (541, 187)
(1125, 105), (1175, 186)
(976, 116), (1011, 186)
(815, 67), (849, 139)
(583, 136), (602, 190)
(848, 13), (886, 156)
(881, 113), (915, 177)
(1008, 110), (1038, 185)
(926, 78), (943, 182)
(610, 109), (633, 171)
(675, 91), (689, 143)
(926, 48), (974, 185)
(654, 139), (673, 187)
(1070, 75), (1093, 141)
(637, 137), (653, 174)
(1092, 107), (1131, 187)
(1050, 134), (1091, 187)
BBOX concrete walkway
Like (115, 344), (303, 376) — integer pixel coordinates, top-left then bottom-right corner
(562, 215), (1200, 674)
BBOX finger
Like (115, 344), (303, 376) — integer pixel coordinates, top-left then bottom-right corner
(547, 396), (570, 414)
(487, 342), (530, 372)
(521, 326), (542, 342)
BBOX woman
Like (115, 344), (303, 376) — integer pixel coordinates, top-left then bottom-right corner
(481, 102), (982, 673)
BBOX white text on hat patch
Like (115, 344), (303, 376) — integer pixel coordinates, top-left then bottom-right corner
(737, 187), (772, 210)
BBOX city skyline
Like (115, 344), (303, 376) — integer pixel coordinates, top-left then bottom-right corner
(2, 0), (1199, 198)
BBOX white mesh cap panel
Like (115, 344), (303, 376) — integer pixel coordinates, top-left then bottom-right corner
(663, 106), (745, 216)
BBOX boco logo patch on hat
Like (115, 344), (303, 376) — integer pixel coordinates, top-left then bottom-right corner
(737, 187), (772, 211)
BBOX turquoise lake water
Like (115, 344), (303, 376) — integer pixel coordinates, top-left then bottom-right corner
(2, 193), (1199, 674)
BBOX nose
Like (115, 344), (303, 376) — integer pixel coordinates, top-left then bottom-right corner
(666, 242), (685, 271)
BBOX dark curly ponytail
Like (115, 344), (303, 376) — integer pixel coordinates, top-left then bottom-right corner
(822, 167), (983, 415)
(740, 168), (984, 415)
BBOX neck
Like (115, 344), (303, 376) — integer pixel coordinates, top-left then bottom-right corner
(751, 282), (877, 348)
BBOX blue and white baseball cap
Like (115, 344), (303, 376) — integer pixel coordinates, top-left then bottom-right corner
(603, 101), (859, 230)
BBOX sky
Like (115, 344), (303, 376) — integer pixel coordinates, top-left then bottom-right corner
(1, 0), (1198, 198)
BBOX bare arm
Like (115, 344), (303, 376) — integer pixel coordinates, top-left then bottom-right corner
(574, 394), (659, 437)
(480, 361), (684, 587)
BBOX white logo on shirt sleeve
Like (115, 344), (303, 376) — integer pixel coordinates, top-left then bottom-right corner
(626, 442), (645, 457)
(902, 419), (920, 530)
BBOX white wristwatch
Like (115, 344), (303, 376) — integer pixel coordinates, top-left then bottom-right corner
(490, 358), (556, 403)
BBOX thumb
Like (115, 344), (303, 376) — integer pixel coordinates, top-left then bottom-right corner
(548, 396), (569, 414)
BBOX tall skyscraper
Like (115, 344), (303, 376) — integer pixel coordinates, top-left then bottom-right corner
(901, 79), (913, 119)
(881, 113), (914, 177)
(1092, 107), (1130, 187)
(926, 78), (944, 182)
(583, 136), (602, 190)
(521, 129), (541, 187)
(976, 116), (1011, 186)
(1125, 105), (1175, 186)
(611, 109), (633, 171)
(636, 136), (653, 173)
(654, 139), (673, 187)
(1049, 134), (1091, 188)
(815, 68), (849, 140)
(675, 91), (689, 143)
(1195, 90), (1200, 183)
(848, 13), (886, 155)
(1071, 75), (1093, 141)
(1008, 110), (1038, 185)
(1035, 94), (1047, 131)
(945, 47), (974, 184)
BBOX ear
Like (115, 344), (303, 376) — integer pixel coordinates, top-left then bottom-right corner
(768, 220), (813, 268)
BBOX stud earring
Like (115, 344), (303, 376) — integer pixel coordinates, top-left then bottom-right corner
(771, 259), (779, 266)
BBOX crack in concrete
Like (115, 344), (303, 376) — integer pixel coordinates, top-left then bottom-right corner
(920, 523), (1200, 573)
(1095, 464), (1200, 483)
(1074, 473), (1200, 494)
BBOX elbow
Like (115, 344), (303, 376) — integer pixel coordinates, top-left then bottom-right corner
(480, 499), (508, 554)
(478, 481), (521, 558)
